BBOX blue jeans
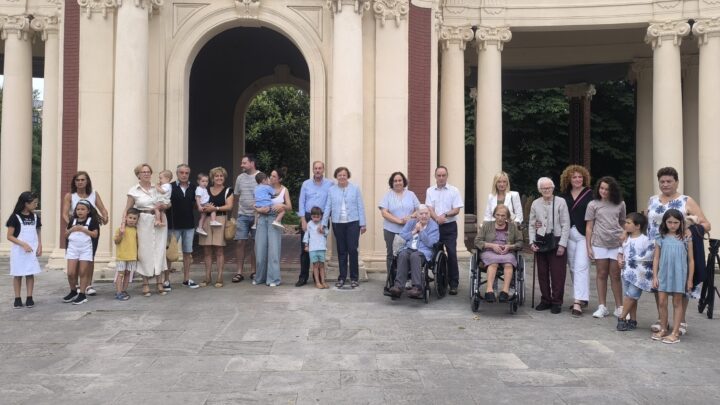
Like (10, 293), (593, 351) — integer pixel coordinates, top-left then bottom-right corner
(254, 213), (282, 285)
(333, 221), (360, 282)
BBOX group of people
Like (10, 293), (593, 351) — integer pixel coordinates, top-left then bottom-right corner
(5, 158), (712, 344)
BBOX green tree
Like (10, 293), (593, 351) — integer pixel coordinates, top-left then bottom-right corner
(245, 86), (310, 223)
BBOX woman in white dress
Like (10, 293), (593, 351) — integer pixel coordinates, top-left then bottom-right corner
(121, 164), (169, 297)
(483, 171), (523, 225)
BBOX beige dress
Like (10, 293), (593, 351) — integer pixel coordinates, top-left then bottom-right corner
(128, 184), (167, 277)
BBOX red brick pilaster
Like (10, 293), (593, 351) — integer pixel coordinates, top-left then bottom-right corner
(407, 4), (431, 202)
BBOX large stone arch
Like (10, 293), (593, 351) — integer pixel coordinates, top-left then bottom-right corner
(165, 6), (326, 170)
(231, 65), (310, 176)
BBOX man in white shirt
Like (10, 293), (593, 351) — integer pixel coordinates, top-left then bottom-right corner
(425, 166), (464, 295)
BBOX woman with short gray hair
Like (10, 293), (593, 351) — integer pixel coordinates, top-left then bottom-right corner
(529, 177), (570, 314)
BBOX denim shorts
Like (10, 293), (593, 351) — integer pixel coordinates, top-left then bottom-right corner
(169, 228), (194, 253)
(235, 214), (255, 240)
(623, 278), (643, 300)
(309, 250), (326, 264)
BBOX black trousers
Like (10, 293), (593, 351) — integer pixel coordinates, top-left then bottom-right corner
(333, 221), (360, 282)
(439, 221), (459, 288)
(298, 213), (313, 282)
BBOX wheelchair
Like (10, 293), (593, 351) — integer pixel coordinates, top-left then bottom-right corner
(468, 250), (526, 314)
(383, 242), (449, 303)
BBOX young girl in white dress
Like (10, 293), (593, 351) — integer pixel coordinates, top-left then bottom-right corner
(6, 192), (42, 309)
(63, 200), (100, 305)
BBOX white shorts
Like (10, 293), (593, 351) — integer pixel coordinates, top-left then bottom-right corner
(66, 242), (94, 261)
(592, 246), (620, 260)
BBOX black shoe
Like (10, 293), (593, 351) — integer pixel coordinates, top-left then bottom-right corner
(498, 291), (510, 303)
(72, 293), (88, 305)
(616, 318), (628, 331)
(407, 287), (423, 299)
(448, 287), (458, 296)
(551, 305), (562, 314)
(627, 320), (638, 330)
(484, 291), (496, 303)
(13, 297), (23, 309)
(25, 296), (34, 308)
(535, 302), (552, 311)
(62, 290), (78, 303)
(295, 279), (307, 287)
(388, 286), (402, 298)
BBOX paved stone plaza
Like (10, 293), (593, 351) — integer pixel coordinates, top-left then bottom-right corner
(2, 256), (720, 405)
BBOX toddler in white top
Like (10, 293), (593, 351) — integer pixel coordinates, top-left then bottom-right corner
(154, 170), (172, 227)
(195, 173), (221, 236)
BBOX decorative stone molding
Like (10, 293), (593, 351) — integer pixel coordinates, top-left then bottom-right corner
(564, 83), (596, 100)
(438, 24), (473, 50)
(654, 0), (681, 10)
(693, 18), (720, 46)
(327, 0), (371, 15)
(482, 0), (505, 16)
(117, 0), (163, 17)
(78, 0), (118, 18)
(0, 15), (31, 41)
(235, 0), (260, 19)
(29, 14), (60, 41)
(443, 0), (468, 15)
(372, 0), (408, 27)
(475, 26), (511, 51)
(645, 20), (690, 49)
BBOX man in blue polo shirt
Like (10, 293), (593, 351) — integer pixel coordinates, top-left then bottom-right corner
(295, 161), (333, 287)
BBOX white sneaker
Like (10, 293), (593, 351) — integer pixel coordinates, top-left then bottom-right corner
(272, 221), (285, 230)
(679, 322), (688, 336)
(269, 283), (278, 287)
(250, 224), (257, 230)
(613, 306), (623, 318)
(252, 280), (258, 285)
(196, 227), (207, 236)
(210, 221), (223, 227)
(592, 304), (610, 318)
(85, 286), (97, 296)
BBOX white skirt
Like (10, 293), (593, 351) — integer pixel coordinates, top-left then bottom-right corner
(592, 246), (620, 260)
(135, 212), (168, 277)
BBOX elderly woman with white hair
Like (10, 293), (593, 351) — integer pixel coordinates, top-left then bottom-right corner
(529, 177), (570, 314)
(387, 204), (439, 299)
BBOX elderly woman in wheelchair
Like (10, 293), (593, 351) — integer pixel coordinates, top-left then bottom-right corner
(387, 205), (439, 299)
(474, 205), (524, 303)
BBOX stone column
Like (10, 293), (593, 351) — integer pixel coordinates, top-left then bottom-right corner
(328, 0), (368, 181)
(0, 16), (33, 252)
(32, 16), (61, 251)
(681, 56), (699, 199)
(645, 21), (689, 187)
(564, 83), (595, 169)
(694, 18), (720, 227)
(631, 59), (653, 212)
(475, 26), (511, 223)
(439, 24), (473, 252)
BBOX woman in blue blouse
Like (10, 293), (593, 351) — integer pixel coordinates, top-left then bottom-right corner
(378, 171), (420, 275)
(322, 167), (366, 288)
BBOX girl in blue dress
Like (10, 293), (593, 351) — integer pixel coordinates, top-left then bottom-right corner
(651, 209), (694, 344)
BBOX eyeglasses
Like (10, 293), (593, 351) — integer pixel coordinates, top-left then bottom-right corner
(540, 187), (554, 191)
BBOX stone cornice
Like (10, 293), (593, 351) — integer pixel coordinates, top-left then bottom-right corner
(0, 15), (31, 41)
(327, 0), (371, 15)
(117, 0), (164, 17)
(78, 0), (117, 18)
(30, 14), (60, 41)
(475, 26), (511, 51)
(693, 18), (720, 46)
(439, 24), (473, 51)
(645, 20), (690, 49)
(564, 83), (596, 100)
(372, 0), (409, 27)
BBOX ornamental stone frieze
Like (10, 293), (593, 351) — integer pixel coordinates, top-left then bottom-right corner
(482, 0), (505, 16)
(0, 15), (30, 41)
(439, 24), (473, 50)
(645, 20), (690, 49)
(235, 0), (260, 19)
(29, 14), (60, 41)
(372, 0), (408, 27)
(117, 0), (164, 17)
(78, 0), (117, 18)
(475, 26), (511, 51)
(327, 0), (371, 15)
(693, 18), (720, 46)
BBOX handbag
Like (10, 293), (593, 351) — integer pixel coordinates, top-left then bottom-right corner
(224, 217), (237, 241)
(166, 234), (180, 262)
(535, 196), (559, 253)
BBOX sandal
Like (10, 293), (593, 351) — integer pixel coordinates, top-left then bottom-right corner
(571, 303), (582, 318)
(142, 284), (151, 297)
(156, 284), (168, 296)
(199, 279), (211, 287)
(214, 282), (223, 288)
(651, 329), (668, 341)
(662, 333), (680, 344)
(231, 273), (245, 283)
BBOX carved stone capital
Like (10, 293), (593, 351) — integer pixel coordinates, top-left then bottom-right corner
(0, 15), (31, 41)
(117, 0), (164, 17)
(78, 0), (118, 19)
(30, 15), (60, 41)
(564, 83), (596, 100)
(235, 0), (261, 19)
(475, 26), (511, 51)
(693, 18), (720, 46)
(645, 20), (690, 49)
(327, 0), (371, 15)
(439, 24), (473, 51)
(628, 58), (653, 83)
(372, 0), (408, 27)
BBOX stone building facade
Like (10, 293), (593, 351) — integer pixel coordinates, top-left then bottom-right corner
(0, 0), (718, 270)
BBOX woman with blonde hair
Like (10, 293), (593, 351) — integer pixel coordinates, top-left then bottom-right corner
(483, 171), (523, 225)
(198, 166), (234, 288)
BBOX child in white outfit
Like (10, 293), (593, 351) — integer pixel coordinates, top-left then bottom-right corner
(195, 173), (221, 235)
(154, 170), (172, 227)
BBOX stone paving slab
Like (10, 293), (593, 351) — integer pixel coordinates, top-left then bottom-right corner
(2, 256), (720, 404)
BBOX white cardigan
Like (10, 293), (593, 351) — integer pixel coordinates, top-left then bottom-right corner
(483, 191), (523, 224)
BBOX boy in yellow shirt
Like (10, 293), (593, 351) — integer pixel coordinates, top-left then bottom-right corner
(114, 208), (139, 300)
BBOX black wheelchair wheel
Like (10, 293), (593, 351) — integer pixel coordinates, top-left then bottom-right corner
(434, 251), (448, 299)
(469, 253), (478, 299)
(516, 257), (526, 306)
(512, 302), (518, 314)
(472, 296), (480, 312)
(383, 257), (397, 297)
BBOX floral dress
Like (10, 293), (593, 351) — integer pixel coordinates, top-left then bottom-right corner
(621, 234), (654, 291)
(647, 194), (687, 241)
